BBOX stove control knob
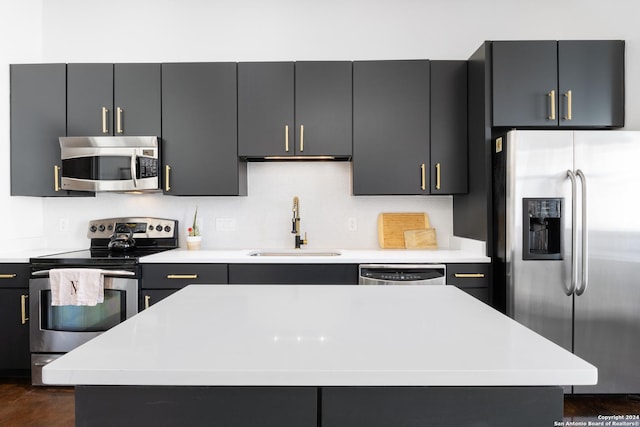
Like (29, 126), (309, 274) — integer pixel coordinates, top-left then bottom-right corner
(164, 225), (172, 233)
(156, 225), (163, 232)
(98, 224), (106, 232)
(89, 225), (97, 233)
(148, 225), (154, 231)
(107, 224), (113, 231)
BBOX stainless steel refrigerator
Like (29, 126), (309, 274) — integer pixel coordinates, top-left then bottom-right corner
(494, 130), (640, 394)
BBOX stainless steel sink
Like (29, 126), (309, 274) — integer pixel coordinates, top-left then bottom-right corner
(249, 250), (341, 257)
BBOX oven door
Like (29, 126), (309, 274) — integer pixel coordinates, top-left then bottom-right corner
(29, 270), (138, 353)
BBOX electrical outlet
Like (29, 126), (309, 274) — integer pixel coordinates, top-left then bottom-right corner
(347, 217), (357, 232)
(59, 218), (69, 232)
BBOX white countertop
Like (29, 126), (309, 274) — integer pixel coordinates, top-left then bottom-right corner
(0, 248), (82, 263)
(139, 248), (490, 264)
(43, 285), (596, 387)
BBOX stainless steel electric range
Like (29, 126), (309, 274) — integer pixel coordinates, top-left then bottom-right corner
(29, 217), (178, 385)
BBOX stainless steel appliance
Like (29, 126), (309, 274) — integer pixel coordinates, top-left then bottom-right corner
(359, 264), (446, 285)
(29, 217), (178, 385)
(59, 136), (159, 192)
(494, 130), (640, 394)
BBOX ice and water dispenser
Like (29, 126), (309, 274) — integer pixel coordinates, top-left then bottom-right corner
(523, 198), (563, 260)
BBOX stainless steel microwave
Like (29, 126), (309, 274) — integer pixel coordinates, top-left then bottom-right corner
(59, 136), (159, 192)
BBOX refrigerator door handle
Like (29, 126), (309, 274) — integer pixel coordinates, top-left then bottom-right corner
(567, 169), (578, 296)
(575, 169), (589, 296)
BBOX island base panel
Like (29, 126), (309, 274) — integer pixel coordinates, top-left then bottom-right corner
(322, 386), (563, 427)
(75, 385), (562, 427)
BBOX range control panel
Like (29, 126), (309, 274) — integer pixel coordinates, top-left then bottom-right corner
(87, 217), (178, 239)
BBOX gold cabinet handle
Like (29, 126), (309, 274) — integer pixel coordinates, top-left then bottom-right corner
(0, 274), (17, 279)
(420, 164), (426, 190)
(21, 294), (29, 325)
(102, 107), (109, 134)
(116, 107), (124, 134)
(300, 125), (304, 152)
(144, 295), (151, 310)
(165, 165), (171, 192)
(454, 273), (486, 278)
(435, 163), (441, 190)
(166, 274), (198, 279)
(564, 90), (572, 121)
(285, 125), (289, 152)
(54, 165), (61, 192)
(548, 90), (556, 120)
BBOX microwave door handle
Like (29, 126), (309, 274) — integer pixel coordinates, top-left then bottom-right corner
(130, 154), (138, 188)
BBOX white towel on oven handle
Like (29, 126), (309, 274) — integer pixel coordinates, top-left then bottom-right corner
(49, 268), (106, 306)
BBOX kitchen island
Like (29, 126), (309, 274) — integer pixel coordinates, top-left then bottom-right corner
(43, 285), (596, 426)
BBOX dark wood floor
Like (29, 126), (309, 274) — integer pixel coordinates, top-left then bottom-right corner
(0, 378), (74, 427)
(1, 377), (639, 426)
(564, 394), (640, 421)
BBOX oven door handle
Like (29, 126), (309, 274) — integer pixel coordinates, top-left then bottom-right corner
(32, 269), (136, 278)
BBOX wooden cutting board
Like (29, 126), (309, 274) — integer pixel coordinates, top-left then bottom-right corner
(404, 228), (438, 249)
(377, 213), (430, 249)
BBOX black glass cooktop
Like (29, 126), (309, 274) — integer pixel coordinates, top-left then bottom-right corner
(30, 247), (172, 266)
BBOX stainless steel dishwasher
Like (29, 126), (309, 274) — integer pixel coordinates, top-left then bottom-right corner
(358, 264), (446, 285)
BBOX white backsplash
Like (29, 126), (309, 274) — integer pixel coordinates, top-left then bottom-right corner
(41, 162), (453, 250)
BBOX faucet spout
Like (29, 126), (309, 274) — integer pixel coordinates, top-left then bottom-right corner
(291, 196), (307, 248)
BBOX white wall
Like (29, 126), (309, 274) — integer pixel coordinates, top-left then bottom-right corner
(0, 1), (47, 251)
(2, 0), (639, 251)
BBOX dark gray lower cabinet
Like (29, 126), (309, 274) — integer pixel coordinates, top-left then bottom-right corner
(140, 289), (179, 310)
(228, 264), (358, 285)
(446, 263), (491, 304)
(140, 264), (228, 310)
(162, 62), (246, 196)
(0, 264), (31, 375)
(10, 64), (90, 197)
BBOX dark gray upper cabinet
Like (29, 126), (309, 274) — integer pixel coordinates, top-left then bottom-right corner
(430, 61), (468, 195)
(10, 64), (89, 197)
(238, 62), (294, 157)
(162, 62), (247, 196)
(492, 40), (624, 128)
(294, 61), (352, 157)
(67, 63), (161, 136)
(113, 64), (162, 136)
(353, 60), (431, 195)
(238, 61), (352, 158)
(557, 40), (624, 127)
